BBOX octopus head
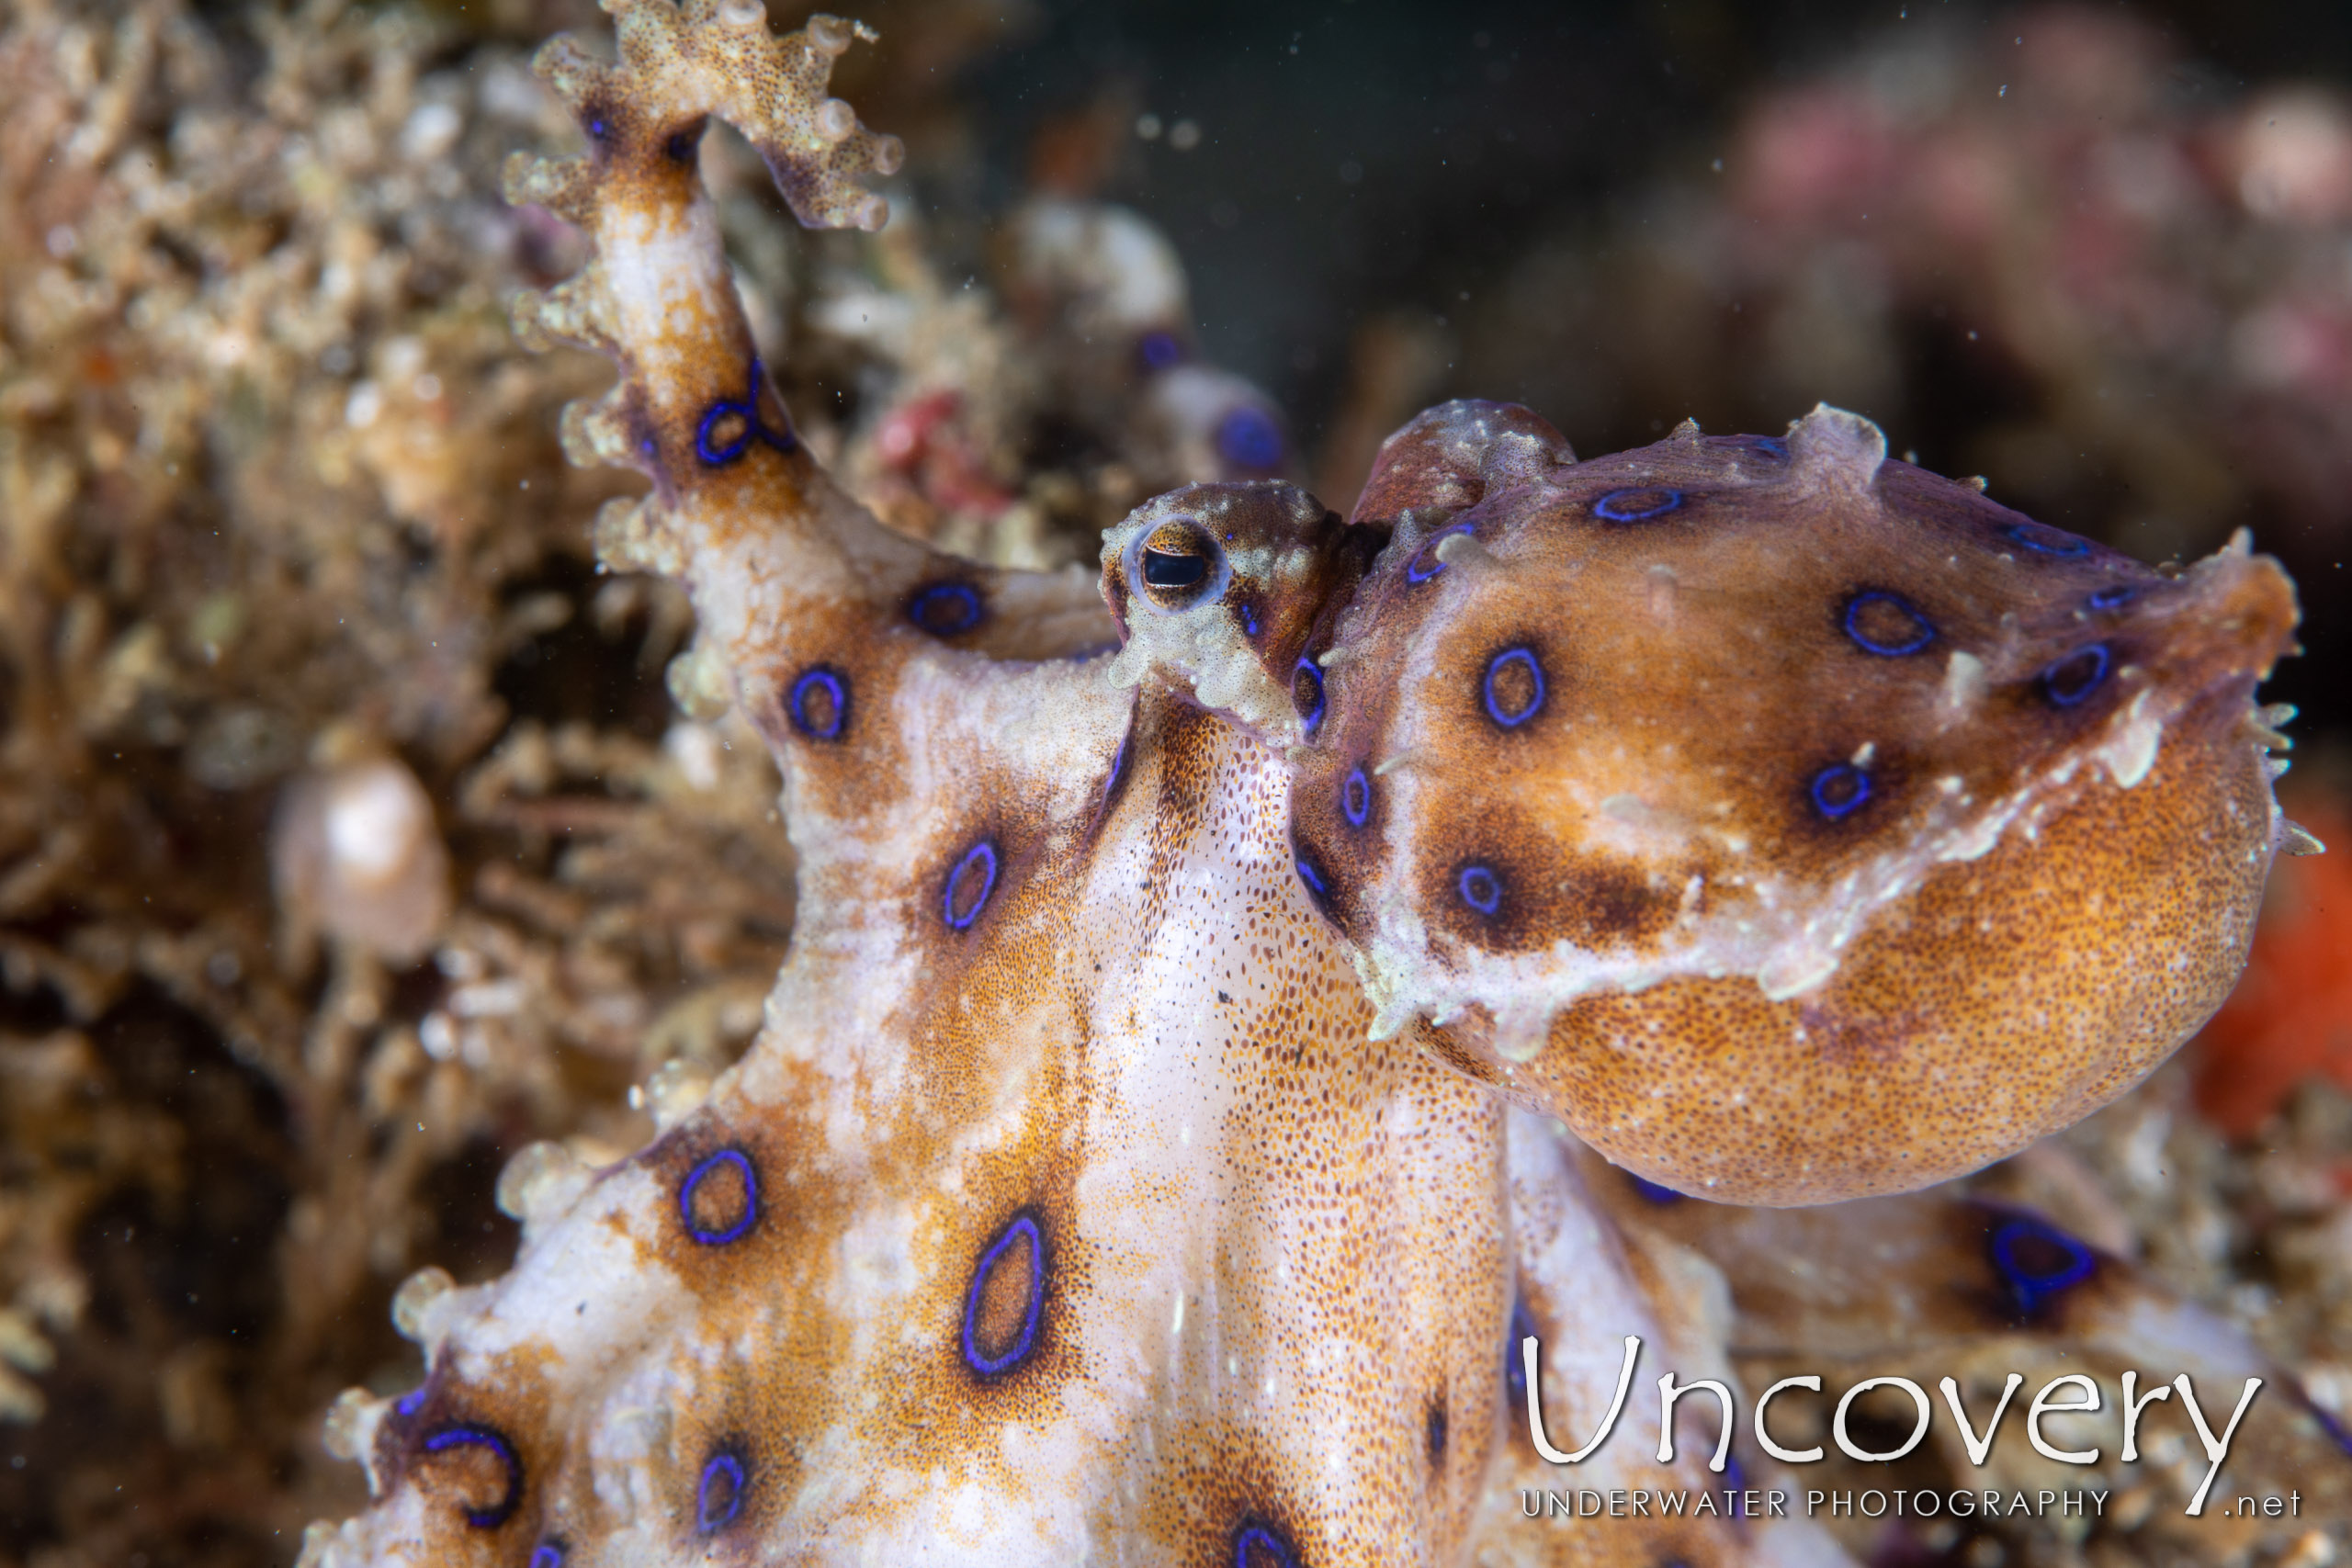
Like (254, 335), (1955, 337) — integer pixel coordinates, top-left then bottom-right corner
(1282, 402), (2301, 1203)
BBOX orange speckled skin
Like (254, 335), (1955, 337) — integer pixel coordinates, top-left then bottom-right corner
(299, 6), (2317, 1567)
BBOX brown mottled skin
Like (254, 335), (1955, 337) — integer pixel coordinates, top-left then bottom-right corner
(300, 6), (2331, 1567)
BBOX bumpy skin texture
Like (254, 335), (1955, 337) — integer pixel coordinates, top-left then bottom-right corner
(299, 6), (2323, 1566)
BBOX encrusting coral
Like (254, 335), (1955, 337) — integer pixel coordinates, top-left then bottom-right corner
(288, 4), (2346, 1566)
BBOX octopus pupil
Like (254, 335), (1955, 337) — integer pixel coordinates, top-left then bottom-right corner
(1143, 548), (1208, 588)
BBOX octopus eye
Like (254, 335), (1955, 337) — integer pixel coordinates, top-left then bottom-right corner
(2041, 643), (2111, 707)
(1136, 518), (1222, 608)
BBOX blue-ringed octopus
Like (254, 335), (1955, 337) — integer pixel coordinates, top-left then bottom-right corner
(299, 5), (2346, 1565)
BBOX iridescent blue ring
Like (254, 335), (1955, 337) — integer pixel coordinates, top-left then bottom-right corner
(1594, 486), (1682, 522)
(528, 1541), (566, 1568)
(1810, 764), (1871, 820)
(944, 840), (999, 931)
(1293, 656), (1326, 735)
(1295, 849), (1331, 901)
(788, 666), (849, 740)
(1405, 522), (1476, 583)
(694, 356), (797, 468)
(1216, 406), (1285, 472)
(1989, 1215), (2096, 1314)
(1458, 864), (1502, 915)
(1751, 435), (1789, 458)
(1103, 728), (1131, 806)
(420, 1422), (524, 1529)
(1234, 1521), (1301, 1568)
(2041, 643), (2111, 707)
(696, 1451), (746, 1533)
(679, 1148), (759, 1247)
(2004, 521), (2090, 558)
(1341, 767), (1371, 828)
(1629, 1174), (1684, 1205)
(1842, 590), (1936, 657)
(1482, 648), (1545, 728)
(2087, 584), (2137, 611)
(908, 581), (984, 637)
(960, 1213), (1046, 1376)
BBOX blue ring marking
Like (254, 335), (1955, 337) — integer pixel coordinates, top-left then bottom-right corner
(1239, 603), (1260, 637)
(2041, 643), (2111, 707)
(1752, 435), (1789, 458)
(1842, 590), (1936, 657)
(1138, 330), (1183, 371)
(2305, 1393), (2352, 1459)
(1988, 1214), (2096, 1314)
(696, 1451), (746, 1534)
(1295, 852), (1330, 898)
(1629, 1174), (1684, 1205)
(1341, 767), (1371, 828)
(419, 1423), (524, 1529)
(1458, 864), (1502, 915)
(1216, 406), (1285, 471)
(1104, 729), (1131, 806)
(679, 1148), (759, 1247)
(2004, 521), (2091, 558)
(944, 840), (1000, 931)
(1504, 1297), (1537, 1409)
(694, 356), (797, 467)
(529, 1542), (566, 1568)
(960, 1213), (1046, 1376)
(1293, 656), (1326, 735)
(1809, 764), (1872, 820)
(787, 666), (849, 740)
(1594, 486), (1683, 522)
(1406, 522), (1476, 583)
(2087, 584), (2137, 611)
(1482, 647), (1545, 728)
(1234, 1521), (1301, 1568)
(395, 1385), (426, 1416)
(586, 115), (609, 141)
(907, 581), (984, 637)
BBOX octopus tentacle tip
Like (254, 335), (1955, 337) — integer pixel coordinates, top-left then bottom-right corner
(308, 1), (2321, 1561)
